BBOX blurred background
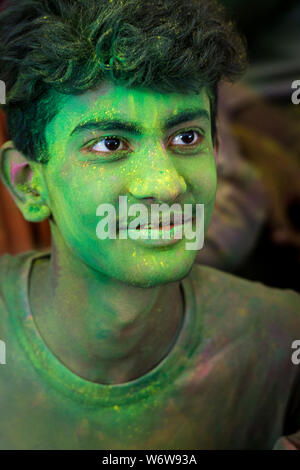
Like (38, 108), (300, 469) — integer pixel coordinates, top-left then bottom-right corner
(0, 0), (299, 291)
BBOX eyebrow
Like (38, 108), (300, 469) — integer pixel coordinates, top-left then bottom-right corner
(163, 109), (210, 130)
(70, 108), (210, 137)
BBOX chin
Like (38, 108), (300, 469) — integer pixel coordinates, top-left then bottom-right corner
(114, 257), (196, 288)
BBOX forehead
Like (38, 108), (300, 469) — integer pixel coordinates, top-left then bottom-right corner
(46, 81), (211, 140)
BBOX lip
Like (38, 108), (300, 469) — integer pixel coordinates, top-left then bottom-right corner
(122, 217), (194, 247)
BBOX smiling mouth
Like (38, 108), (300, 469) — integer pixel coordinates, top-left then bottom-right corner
(135, 219), (194, 230)
(135, 222), (176, 231)
(120, 216), (194, 232)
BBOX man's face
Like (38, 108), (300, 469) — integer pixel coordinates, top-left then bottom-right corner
(42, 81), (217, 287)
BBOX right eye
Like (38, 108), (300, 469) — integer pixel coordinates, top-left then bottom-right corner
(89, 136), (129, 153)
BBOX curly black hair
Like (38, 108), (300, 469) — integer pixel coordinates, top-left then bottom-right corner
(0, 0), (247, 162)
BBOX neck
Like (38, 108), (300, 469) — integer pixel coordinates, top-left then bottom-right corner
(29, 234), (184, 385)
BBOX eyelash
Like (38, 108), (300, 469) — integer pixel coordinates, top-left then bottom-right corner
(81, 129), (205, 159)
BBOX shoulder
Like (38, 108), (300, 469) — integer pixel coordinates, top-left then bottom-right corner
(187, 264), (300, 417)
(190, 262), (300, 307)
(0, 250), (35, 297)
(189, 263), (300, 342)
(0, 250), (42, 331)
(0, 248), (45, 285)
(0, 251), (32, 286)
(0, 250), (48, 391)
(190, 262), (300, 305)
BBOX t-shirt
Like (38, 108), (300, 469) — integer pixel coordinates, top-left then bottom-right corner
(0, 250), (300, 450)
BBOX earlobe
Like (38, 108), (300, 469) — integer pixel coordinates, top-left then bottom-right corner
(0, 140), (51, 222)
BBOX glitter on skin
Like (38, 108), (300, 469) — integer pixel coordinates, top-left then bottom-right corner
(4, 80), (217, 395)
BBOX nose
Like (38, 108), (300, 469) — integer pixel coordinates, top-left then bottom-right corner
(127, 143), (187, 203)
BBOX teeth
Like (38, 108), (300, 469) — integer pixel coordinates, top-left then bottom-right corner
(134, 219), (185, 230)
(138, 223), (174, 230)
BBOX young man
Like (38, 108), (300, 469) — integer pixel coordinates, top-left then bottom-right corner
(0, 0), (299, 450)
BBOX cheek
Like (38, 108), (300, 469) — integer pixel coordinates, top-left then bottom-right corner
(45, 164), (123, 234)
(184, 155), (217, 202)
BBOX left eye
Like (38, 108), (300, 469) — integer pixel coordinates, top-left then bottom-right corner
(91, 136), (127, 153)
(171, 130), (201, 146)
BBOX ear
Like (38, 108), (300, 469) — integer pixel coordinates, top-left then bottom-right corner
(0, 140), (51, 222)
